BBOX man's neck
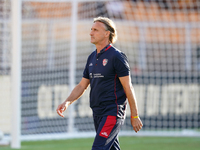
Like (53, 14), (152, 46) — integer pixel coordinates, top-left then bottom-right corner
(96, 42), (110, 54)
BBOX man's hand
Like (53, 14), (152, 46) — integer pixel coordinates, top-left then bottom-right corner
(56, 102), (69, 117)
(131, 117), (143, 133)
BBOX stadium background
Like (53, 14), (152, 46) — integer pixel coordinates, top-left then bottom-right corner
(0, 0), (200, 148)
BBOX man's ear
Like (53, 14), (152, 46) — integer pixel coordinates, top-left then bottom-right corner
(105, 30), (110, 37)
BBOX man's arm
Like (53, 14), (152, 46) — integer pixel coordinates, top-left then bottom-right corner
(119, 75), (143, 133)
(56, 77), (90, 117)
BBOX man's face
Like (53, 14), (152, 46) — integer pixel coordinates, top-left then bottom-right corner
(90, 21), (109, 45)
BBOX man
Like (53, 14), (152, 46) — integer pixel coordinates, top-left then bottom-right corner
(57, 17), (143, 150)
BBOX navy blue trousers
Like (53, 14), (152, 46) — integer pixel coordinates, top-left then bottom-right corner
(92, 115), (124, 150)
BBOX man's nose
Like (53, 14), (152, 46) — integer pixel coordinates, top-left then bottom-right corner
(90, 30), (93, 36)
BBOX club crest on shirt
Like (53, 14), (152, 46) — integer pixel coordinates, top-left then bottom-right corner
(102, 59), (108, 66)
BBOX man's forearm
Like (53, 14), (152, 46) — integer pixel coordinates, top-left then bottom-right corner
(64, 83), (87, 106)
(126, 85), (139, 116)
(119, 76), (139, 116)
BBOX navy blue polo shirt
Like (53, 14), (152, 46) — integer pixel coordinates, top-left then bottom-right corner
(83, 44), (130, 118)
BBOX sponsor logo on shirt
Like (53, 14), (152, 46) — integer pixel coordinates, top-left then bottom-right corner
(93, 73), (104, 78)
(89, 63), (93, 66)
(89, 73), (104, 78)
(90, 73), (93, 78)
(102, 59), (108, 66)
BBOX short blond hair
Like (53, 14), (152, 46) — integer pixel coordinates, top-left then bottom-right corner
(94, 17), (117, 44)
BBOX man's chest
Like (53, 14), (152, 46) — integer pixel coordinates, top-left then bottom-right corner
(88, 55), (115, 79)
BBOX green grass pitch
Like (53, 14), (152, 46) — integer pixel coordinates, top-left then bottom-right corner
(1, 136), (200, 150)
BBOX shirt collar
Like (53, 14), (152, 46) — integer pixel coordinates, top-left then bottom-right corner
(96, 44), (112, 55)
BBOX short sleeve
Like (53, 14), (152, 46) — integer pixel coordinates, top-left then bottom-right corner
(114, 52), (130, 77)
(83, 55), (91, 79)
(83, 61), (89, 79)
